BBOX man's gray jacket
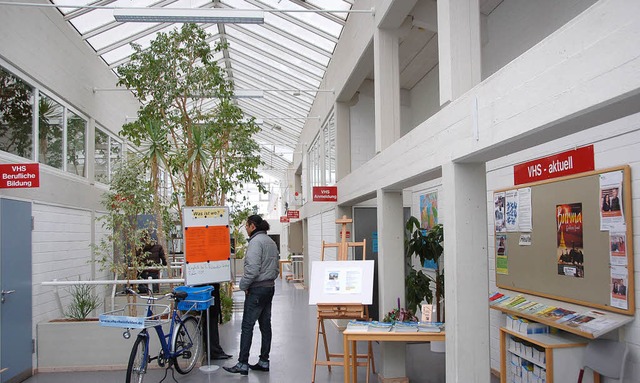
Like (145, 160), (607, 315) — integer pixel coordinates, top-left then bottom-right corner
(239, 230), (279, 291)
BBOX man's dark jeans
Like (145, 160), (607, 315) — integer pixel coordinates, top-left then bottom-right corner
(239, 286), (275, 364)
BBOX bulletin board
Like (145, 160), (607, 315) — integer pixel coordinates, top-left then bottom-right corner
(183, 206), (231, 285)
(308, 260), (375, 305)
(494, 166), (634, 315)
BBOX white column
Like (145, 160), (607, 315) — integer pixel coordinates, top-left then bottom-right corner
(335, 101), (351, 182)
(374, 27), (401, 153)
(376, 188), (406, 379)
(442, 161), (490, 383)
(438, 0), (481, 105)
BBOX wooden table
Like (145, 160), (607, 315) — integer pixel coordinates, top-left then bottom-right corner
(342, 329), (445, 383)
(278, 259), (292, 279)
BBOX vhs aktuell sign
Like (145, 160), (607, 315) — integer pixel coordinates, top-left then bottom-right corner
(513, 145), (594, 185)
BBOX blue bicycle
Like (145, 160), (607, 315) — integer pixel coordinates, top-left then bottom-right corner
(100, 287), (210, 383)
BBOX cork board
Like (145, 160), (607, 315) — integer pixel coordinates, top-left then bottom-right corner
(495, 166), (634, 315)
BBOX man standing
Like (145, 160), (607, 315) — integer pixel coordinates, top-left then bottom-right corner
(224, 215), (279, 375)
(610, 188), (621, 211)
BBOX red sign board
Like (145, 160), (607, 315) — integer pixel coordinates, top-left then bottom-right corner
(287, 210), (300, 219)
(513, 145), (594, 185)
(0, 163), (40, 188)
(312, 186), (338, 202)
(280, 216), (290, 223)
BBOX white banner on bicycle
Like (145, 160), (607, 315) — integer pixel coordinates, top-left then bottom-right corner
(99, 314), (145, 329)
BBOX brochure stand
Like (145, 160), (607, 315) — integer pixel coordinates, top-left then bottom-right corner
(311, 216), (374, 383)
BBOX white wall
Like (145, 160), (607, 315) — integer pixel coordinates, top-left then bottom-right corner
(485, 112), (640, 378)
(32, 203), (109, 325)
(408, 64), (441, 130)
(350, 85), (376, 172)
(482, 0), (599, 79)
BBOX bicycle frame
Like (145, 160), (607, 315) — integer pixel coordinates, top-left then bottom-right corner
(135, 297), (198, 371)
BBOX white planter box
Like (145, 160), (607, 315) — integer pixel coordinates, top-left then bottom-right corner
(37, 320), (164, 371)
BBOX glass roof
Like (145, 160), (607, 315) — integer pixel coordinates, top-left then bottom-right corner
(50, 0), (354, 179)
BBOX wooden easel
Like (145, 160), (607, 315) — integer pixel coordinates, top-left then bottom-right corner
(312, 216), (375, 383)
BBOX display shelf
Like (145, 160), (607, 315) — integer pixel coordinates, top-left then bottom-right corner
(500, 327), (587, 383)
(490, 290), (633, 339)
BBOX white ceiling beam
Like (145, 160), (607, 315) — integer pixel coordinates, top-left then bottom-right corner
(225, 35), (323, 82)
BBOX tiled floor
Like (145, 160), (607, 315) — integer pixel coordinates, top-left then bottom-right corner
(23, 277), (498, 383)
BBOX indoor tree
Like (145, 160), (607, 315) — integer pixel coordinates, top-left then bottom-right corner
(116, 23), (267, 320)
(94, 156), (158, 308)
(117, 23), (266, 222)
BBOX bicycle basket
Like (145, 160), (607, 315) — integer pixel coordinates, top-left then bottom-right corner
(174, 285), (214, 311)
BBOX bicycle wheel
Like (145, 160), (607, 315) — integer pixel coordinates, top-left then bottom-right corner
(172, 316), (202, 374)
(126, 334), (149, 383)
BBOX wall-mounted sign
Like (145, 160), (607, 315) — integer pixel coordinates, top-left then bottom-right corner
(280, 216), (290, 223)
(287, 210), (300, 219)
(0, 163), (39, 188)
(513, 145), (594, 185)
(312, 186), (338, 202)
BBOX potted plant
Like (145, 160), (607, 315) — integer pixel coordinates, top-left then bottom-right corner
(405, 217), (444, 322)
(37, 281), (150, 370)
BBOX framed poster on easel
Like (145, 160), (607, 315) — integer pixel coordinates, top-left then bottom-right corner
(182, 206), (231, 285)
(308, 260), (375, 305)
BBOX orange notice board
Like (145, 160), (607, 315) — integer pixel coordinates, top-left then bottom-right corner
(184, 225), (230, 263)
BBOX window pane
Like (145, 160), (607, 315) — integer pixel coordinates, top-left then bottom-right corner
(95, 128), (109, 183)
(38, 93), (64, 169)
(110, 139), (122, 181)
(67, 110), (86, 177)
(325, 113), (336, 185)
(0, 67), (34, 159)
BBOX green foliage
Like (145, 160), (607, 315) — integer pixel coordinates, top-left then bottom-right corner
(219, 283), (233, 324)
(405, 268), (432, 313)
(93, 157), (157, 280)
(64, 284), (102, 320)
(117, 23), (266, 221)
(405, 217), (444, 317)
(0, 67), (33, 157)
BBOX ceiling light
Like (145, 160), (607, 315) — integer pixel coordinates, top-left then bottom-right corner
(113, 8), (264, 24)
(234, 89), (264, 99)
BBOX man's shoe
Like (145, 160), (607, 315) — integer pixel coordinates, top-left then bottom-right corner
(249, 360), (270, 372)
(223, 363), (248, 376)
(212, 353), (232, 360)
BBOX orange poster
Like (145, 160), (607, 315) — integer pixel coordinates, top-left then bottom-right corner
(184, 225), (230, 263)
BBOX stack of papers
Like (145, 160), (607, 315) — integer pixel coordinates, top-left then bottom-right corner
(345, 320), (370, 332)
(393, 322), (419, 332)
(417, 322), (444, 333)
(368, 321), (393, 332)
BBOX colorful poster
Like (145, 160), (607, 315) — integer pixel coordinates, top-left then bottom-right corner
(419, 192), (438, 231)
(496, 234), (508, 275)
(494, 192), (506, 233)
(610, 265), (628, 310)
(505, 190), (519, 232)
(609, 232), (627, 266)
(599, 171), (625, 231)
(556, 203), (584, 278)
